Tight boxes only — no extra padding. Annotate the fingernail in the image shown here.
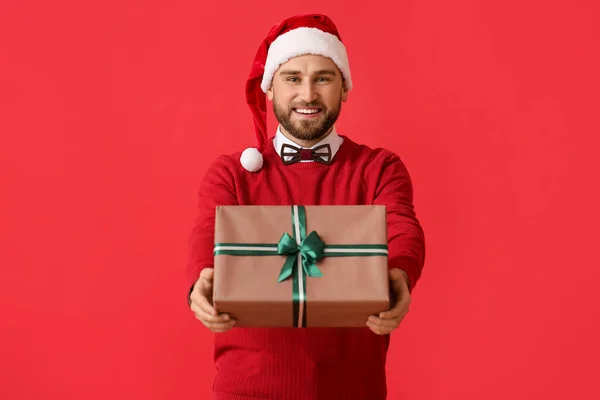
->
[222,314,229,321]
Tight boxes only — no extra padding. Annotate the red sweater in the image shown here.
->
[187,135,425,400]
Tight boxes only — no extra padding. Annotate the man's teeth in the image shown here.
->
[295,108,320,114]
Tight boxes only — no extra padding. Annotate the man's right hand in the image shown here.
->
[189,268,236,333]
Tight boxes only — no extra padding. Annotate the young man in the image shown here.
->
[187,14,425,400]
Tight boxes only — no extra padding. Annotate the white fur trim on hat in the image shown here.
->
[260,27,353,93]
[240,147,263,172]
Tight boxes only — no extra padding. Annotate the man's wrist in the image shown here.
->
[398,269,410,288]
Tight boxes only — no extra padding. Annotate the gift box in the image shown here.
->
[212,205,390,328]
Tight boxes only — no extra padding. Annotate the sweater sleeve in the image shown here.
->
[373,153,426,292]
[186,156,238,303]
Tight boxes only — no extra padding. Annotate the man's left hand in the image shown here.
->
[367,268,412,335]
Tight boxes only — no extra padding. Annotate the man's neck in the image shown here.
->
[279,126,334,148]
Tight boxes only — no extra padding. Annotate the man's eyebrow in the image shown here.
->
[278,69,338,76]
[278,70,302,76]
[313,69,337,76]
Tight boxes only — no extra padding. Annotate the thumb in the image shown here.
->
[197,268,214,294]
[200,267,214,282]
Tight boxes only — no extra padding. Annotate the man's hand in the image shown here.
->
[367,268,412,335]
[189,268,236,333]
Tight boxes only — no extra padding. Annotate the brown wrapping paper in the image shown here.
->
[212,205,390,327]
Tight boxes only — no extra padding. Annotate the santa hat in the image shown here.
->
[241,14,353,172]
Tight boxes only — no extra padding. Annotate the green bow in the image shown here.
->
[277,231,325,282]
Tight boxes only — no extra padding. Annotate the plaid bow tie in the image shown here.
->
[280,143,332,165]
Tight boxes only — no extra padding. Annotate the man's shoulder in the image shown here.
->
[342,136,404,164]
[204,149,246,173]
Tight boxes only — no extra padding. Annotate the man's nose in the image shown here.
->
[299,82,318,104]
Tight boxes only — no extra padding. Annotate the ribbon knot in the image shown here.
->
[277,230,325,282]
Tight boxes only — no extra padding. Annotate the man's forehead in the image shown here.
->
[276,54,340,74]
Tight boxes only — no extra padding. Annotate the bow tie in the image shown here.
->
[280,143,332,165]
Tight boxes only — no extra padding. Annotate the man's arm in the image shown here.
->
[373,153,425,292]
[186,156,238,305]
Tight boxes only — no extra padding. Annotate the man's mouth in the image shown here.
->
[293,107,323,117]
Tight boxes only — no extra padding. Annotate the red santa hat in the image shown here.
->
[241,14,353,172]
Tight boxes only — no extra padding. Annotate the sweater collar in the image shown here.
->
[272,125,344,163]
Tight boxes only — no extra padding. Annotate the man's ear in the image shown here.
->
[267,86,274,101]
[341,86,349,102]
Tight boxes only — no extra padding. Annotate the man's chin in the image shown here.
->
[288,130,328,142]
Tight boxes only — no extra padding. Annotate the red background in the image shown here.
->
[1,1,599,399]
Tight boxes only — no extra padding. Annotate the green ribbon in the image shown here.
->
[276,231,325,282]
[213,205,388,327]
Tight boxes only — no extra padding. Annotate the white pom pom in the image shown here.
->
[240,147,263,172]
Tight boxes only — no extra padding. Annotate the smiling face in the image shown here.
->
[267,54,349,145]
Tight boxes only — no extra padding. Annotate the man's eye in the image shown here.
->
[287,77,299,82]
[317,77,330,82]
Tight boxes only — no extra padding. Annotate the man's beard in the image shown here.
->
[273,97,342,142]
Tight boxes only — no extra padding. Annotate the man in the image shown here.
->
[187,14,425,400]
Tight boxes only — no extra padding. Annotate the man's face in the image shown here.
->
[267,54,348,142]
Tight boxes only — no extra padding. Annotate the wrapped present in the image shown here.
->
[212,205,390,328]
